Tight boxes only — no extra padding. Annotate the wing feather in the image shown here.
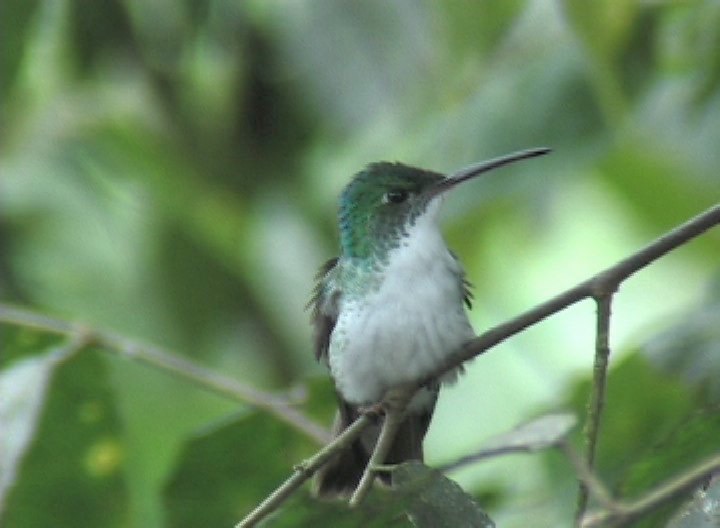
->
[307,257,341,362]
[462,276,474,309]
[448,250,473,310]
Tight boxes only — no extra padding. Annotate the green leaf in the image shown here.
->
[0,346,61,511]
[163,411,317,528]
[644,282,720,405]
[393,461,495,528]
[0,0,41,99]
[266,461,494,527]
[265,489,411,528]
[0,325,63,368]
[559,351,718,527]
[567,353,697,489]
[622,410,720,494]
[0,344,128,527]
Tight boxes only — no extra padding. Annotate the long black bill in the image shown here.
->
[433,147,551,195]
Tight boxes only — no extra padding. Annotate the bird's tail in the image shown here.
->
[313,399,432,498]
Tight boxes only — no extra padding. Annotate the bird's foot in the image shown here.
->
[358,402,385,420]
[359,385,416,419]
[381,385,415,415]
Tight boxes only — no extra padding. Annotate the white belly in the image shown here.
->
[328,219,474,405]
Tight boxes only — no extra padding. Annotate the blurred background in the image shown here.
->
[1,0,719,527]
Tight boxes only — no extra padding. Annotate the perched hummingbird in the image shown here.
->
[310,147,550,497]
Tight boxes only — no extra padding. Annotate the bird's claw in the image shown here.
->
[359,385,416,419]
[359,402,386,419]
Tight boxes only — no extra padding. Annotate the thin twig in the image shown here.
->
[348,410,404,507]
[560,441,616,512]
[0,304,329,444]
[576,294,614,520]
[236,414,374,528]
[440,444,543,473]
[439,413,578,473]
[581,453,720,527]
[348,388,414,507]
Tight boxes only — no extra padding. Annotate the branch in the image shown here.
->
[576,293,614,519]
[580,453,720,527]
[236,414,374,528]
[348,409,405,507]
[422,203,720,385]
[237,203,720,521]
[0,304,330,445]
[412,202,718,521]
[561,441,616,512]
[4,202,719,527]
[348,387,415,507]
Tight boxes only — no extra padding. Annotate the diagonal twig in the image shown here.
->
[421,203,720,384]
[348,387,415,507]
[0,304,330,444]
[581,453,720,527]
[236,414,374,527]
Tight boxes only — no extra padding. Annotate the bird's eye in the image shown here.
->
[383,190,409,204]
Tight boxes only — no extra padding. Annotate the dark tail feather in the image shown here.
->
[313,404,371,498]
[313,398,434,498]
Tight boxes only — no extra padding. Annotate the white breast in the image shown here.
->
[329,202,475,405]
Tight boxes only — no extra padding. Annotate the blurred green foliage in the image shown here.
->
[164,412,318,527]
[1,0,719,526]
[1,341,129,527]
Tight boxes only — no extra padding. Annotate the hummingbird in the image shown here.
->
[310,147,550,497]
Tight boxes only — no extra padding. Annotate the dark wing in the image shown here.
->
[462,276,474,309]
[448,250,473,309]
[307,257,341,362]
